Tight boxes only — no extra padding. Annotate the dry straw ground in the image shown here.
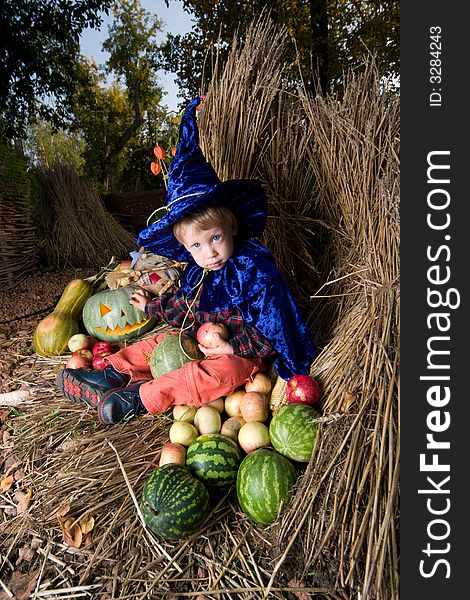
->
[0,13,399,600]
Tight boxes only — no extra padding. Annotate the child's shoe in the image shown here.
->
[98,382,147,425]
[56,366,130,408]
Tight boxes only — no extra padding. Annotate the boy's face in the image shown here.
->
[180,221,236,270]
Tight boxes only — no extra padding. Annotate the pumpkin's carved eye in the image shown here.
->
[100,303,112,317]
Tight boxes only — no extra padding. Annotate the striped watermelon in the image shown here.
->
[186,434,242,489]
[149,331,203,378]
[236,448,297,525]
[269,403,320,462]
[140,464,210,539]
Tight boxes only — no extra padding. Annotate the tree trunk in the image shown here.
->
[103,87,144,189]
[309,0,329,95]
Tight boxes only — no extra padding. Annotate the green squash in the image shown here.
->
[149,331,203,378]
[33,279,93,356]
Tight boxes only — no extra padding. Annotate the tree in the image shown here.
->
[0,0,113,140]
[100,0,164,186]
[72,0,166,190]
[160,0,399,100]
[24,120,86,171]
[72,60,135,186]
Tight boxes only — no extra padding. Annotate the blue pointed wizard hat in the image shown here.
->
[136,96,268,262]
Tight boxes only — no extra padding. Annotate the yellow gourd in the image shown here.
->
[33,279,93,356]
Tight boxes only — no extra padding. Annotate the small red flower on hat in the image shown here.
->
[153,145,166,160]
[150,161,162,176]
[150,142,171,187]
[171,146,177,157]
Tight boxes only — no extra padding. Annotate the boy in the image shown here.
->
[57,97,315,425]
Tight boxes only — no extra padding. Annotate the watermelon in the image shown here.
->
[269,403,320,462]
[140,464,210,539]
[149,331,203,378]
[236,448,297,525]
[186,434,242,489]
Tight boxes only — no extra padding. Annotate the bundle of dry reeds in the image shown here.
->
[198,13,322,307]
[270,63,399,599]
[0,13,399,600]
[35,165,137,268]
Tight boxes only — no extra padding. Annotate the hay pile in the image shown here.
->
[272,64,400,598]
[198,17,322,308]
[0,14,399,600]
[34,165,138,269]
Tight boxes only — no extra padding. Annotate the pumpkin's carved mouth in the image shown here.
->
[96,321,152,335]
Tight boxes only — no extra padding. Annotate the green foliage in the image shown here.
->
[160,0,399,100]
[72,62,134,184]
[24,121,86,171]
[103,0,162,101]
[71,0,166,190]
[0,0,113,140]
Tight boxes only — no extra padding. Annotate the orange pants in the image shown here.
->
[106,332,264,414]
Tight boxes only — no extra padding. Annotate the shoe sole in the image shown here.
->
[56,370,102,408]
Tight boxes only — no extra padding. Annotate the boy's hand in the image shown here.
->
[130,288,151,312]
[198,336,234,356]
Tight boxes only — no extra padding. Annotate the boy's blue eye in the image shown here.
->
[213,235,221,242]
[192,242,200,249]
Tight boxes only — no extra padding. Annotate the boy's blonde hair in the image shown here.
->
[173,205,238,244]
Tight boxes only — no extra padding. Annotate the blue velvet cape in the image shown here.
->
[180,239,315,380]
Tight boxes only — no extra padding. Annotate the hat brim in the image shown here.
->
[137,179,267,261]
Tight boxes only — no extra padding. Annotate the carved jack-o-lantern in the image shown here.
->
[82,285,156,342]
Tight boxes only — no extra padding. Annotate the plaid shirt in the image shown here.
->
[145,292,276,361]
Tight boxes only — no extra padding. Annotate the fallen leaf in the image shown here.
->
[57,503,71,517]
[0,474,14,492]
[288,578,311,600]
[64,516,75,529]
[5,569,39,600]
[16,545,36,565]
[79,514,95,535]
[14,488,32,514]
[58,516,83,549]
[30,537,42,550]
[63,523,82,549]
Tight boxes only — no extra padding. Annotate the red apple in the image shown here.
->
[159,443,187,467]
[92,341,115,356]
[196,322,229,348]
[119,259,132,270]
[286,374,321,406]
[73,348,93,361]
[92,354,110,370]
[240,392,269,423]
[66,354,92,370]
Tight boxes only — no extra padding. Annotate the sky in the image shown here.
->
[79,0,193,111]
